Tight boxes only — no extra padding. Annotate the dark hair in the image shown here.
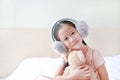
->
[82,39,87,45]
[54,21,75,40]
[54,20,87,45]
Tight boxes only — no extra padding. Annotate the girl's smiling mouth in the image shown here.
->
[72,40,79,46]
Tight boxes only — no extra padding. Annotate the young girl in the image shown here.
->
[41,18,109,80]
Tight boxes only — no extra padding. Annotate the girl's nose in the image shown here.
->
[69,37,75,43]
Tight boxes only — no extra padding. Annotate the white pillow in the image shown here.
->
[104,55,120,80]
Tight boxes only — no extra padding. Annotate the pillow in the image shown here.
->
[104,55,120,80]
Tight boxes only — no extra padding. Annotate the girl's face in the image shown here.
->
[58,24,82,51]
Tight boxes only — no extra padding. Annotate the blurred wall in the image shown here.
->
[0,0,120,28]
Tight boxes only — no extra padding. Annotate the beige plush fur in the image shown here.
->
[63,50,98,80]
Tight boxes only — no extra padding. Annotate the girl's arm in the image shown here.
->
[54,65,91,80]
[54,64,64,76]
[54,56,67,76]
[97,64,109,80]
[49,61,74,80]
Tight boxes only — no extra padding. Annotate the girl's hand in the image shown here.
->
[70,65,91,80]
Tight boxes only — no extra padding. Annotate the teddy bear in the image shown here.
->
[63,50,98,80]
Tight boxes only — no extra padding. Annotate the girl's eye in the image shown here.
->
[71,32,75,35]
[64,37,68,41]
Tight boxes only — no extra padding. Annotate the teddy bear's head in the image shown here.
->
[68,50,86,67]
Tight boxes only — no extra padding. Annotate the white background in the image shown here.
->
[0,0,119,29]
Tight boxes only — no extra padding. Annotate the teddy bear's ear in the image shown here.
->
[77,51,86,64]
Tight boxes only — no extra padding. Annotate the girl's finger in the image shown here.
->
[85,73,90,77]
[77,65,85,69]
[84,70,90,74]
[83,66,89,71]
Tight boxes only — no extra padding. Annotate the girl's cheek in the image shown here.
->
[65,42,69,47]
[77,34,82,40]
[64,42,70,49]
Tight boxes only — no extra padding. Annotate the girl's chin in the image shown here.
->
[70,42,82,50]
[74,44,82,50]
[72,46,81,50]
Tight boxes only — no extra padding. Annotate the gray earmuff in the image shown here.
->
[52,41,67,54]
[51,18,88,54]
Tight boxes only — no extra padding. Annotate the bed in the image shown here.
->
[6,55,120,80]
[0,28,120,80]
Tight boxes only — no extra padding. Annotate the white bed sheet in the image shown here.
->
[104,55,120,80]
[6,55,120,80]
